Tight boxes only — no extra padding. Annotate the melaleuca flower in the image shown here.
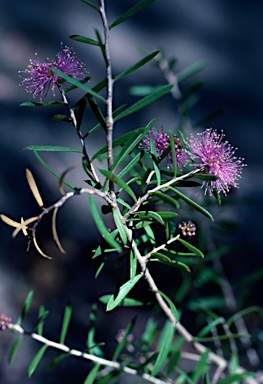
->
[187,128,245,195]
[20,44,87,100]
[0,313,12,331]
[178,221,196,237]
[142,128,188,168]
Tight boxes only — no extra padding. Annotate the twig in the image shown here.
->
[8,323,171,384]
[58,85,100,186]
[99,0,115,193]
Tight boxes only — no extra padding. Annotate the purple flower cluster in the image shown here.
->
[0,313,12,331]
[20,45,87,100]
[178,221,196,237]
[142,127,245,196]
[142,129,188,168]
[187,128,245,195]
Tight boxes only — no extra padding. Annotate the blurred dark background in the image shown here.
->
[1,1,263,383]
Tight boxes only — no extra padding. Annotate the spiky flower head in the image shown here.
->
[178,221,196,237]
[20,44,87,100]
[187,128,245,195]
[142,128,189,168]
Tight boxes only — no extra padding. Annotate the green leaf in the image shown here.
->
[99,169,137,202]
[192,350,209,384]
[150,191,180,209]
[114,51,159,82]
[106,274,142,311]
[112,209,127,245]
[25,145,82,153]
[150,135,161,186]
[177,61,206,83]
[99,295,144,307]
[117,152,142,179]
[48,353,70,371]
[60,303,72,344]
[130,248,137,280]
[91,125,151,161]
[70,35,100,46]
[226,306,261,329]
[30,150,76,190]
[157,212,178,219]
[151,320,174,376]
[84,364,101,384]
[197,318,222,338]
[114,84,173,121]
[28,345,49,377]
[113,317,136,361]
[156,290,179,323]
[17,290,34,325]
[8,335,24,364]
[89,195,122,252]
[134,210,164,225]
[110,0,156,28]
[51,68,106,102]
[217,373,255,384]
[32,306,49,334]
[20,101,63,107]
[169,187,214,221]
[178,238,204,258]
[81,0,99,10]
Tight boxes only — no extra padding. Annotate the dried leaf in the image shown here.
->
[33,236,52,259]
[52,207,66,254]
[0,214,21,228]
[26,169,44,207]
[12,216,39,238]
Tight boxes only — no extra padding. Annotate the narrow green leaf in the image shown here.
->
[177,61,206,83]
[81,0,99,10]
[192,350,209,384]
[32,306,49,334]
[114,51,159,82]
[84,364,101,384]
[60,303,72,344]
[70,35,100,46]
[114,84,173,121]
[151,252,172,263]
[178,238,204,258]
[130,248,137,280]
[197,318,222,338]
[106,274,142,311]
[30,150,76,190]
[20,101,63,107]
[226,306,261,329]
[117,152,141,179]
[150,135,161,186]
[110,0,156,28]
[150,191,180,209]
[51,68,106,102]
[99,169,137,202]
[217,373,255,384]
[112,209,127,245]
[91,126,150,161]
[156,290,179,323]
[89,195,122,252]
[28,344,49,377]
[8,335,24,364]
[25,145,81,153]
[49,353,70,371]
[151,320,174,376]
[87,97,107,131]
[113,318,136,361]
[99,295,144,306]
[111,132,146,173]
[17,290,34,325]
[169,187,214,221]
[134,211,164,225]
[157,211,178,219]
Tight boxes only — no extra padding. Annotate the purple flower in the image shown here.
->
[187,128,245,195]
[20,45,87,100]
[142,128,188,168]
[178,221,196,237]
[0,313,12,331]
